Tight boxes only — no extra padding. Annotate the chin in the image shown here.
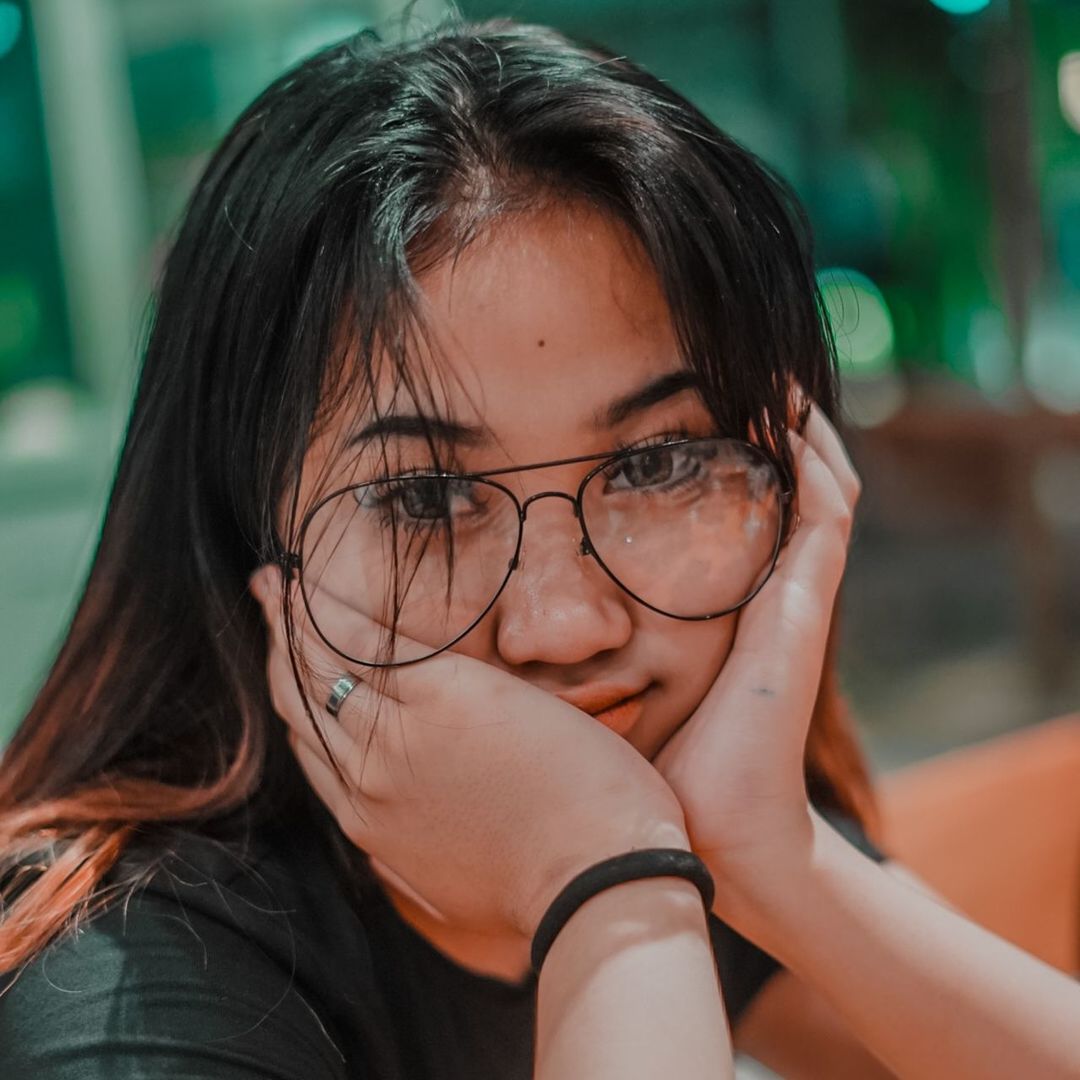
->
[637,722,675,762]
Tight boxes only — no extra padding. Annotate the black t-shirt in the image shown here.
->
[0,794,885,1079]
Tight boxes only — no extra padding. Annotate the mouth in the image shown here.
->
[589,689,649,736]
[556,683,653,737]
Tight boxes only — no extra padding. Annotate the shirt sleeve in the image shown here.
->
[711,806,889,1025]
[0,889,350,1080]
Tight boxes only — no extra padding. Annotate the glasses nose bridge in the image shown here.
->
[519,488,580,518]
[515,488,592,562]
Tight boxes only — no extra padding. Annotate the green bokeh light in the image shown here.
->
[0,2,22,60]
[817,268,896,378]
[928,0,991,15]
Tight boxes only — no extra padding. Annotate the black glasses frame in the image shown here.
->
[279,437,796,669]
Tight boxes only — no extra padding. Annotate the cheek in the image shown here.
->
[636,614,738,759]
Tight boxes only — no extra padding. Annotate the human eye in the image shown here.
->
[603,433,708,494]
[353,475,482,527]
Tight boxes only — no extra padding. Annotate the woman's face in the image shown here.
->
[300,203,739,761]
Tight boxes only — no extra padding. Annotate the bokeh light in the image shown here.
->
[0,0,1077,772]
[1022,303,1080,414]
[817,268,896,377]
[1033,449,1080,530]
[0,2,22,60]
[967,308,1017,400]
[928,0,992,15]
[818,268,904,427]
[1059,52,1080,135]
[0,379,77,459]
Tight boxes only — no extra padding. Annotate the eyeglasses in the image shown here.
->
[281,437,794,668]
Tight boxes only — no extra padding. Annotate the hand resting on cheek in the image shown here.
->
[652,402,861,918]
[249,568,692,945]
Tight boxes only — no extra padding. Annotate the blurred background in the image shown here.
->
[1,0,1078,765]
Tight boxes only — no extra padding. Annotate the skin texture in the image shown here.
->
[279,202,744,978]
[254,202,1080,1077]
[254,199,899,1062]
[308,202,740,763]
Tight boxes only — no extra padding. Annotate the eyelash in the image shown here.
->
[612,427,693,453]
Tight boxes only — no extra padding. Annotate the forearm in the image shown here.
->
[535,876,733,1080]
[721,810,1080,1080]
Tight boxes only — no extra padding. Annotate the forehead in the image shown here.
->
[384,204,689,445]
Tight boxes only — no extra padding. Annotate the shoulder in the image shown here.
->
[1,889,347,1079]
[0,825,377,1079]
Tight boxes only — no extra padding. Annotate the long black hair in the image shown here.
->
[0,17,871,972]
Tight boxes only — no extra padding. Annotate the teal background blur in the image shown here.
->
[1,0,1078,764]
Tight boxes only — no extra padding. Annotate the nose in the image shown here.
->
[494,492,633,667]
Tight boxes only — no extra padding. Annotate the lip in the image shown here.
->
[556,683,652,736]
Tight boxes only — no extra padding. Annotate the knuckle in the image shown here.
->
[825,494,851,533]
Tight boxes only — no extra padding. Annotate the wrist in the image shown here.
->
[540,875,711,985]
[523,817,692,938]
[531,848,714,974]
[701,805,837,951]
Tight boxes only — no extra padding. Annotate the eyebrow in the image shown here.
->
[349,413,487,447]
[593,369,702,428]
[349,369,702,447]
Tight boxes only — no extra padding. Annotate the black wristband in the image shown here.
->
[530,848,715,975]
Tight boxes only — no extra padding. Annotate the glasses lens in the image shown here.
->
[299,476,519,664]
[582,439,784,617]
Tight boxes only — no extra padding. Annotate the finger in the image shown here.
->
[289,725,381,841]
[288,563,434,673]
[253,568,397,773]
[741,432,849,640]
[273,646,409,806]
[287,575,495,723]
[255,563,401,712]
[783,427,852,540]
[713,433,850,719]
[251,565,426,814]
[258,552,509,727]
[257,559,513,801]
[273,626,395,736]
[261,560,491,781]
[267,608,411,772]
[803,403,861,511]
[266,641,366,767]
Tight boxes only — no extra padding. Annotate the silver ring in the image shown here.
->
[326,674,358,718]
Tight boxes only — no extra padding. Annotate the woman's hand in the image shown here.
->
[651,403,861,910]
[249,568,691,944]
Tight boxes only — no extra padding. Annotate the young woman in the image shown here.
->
[1,19,1076,1080]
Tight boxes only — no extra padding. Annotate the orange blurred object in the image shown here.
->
[879,715,1080,974]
